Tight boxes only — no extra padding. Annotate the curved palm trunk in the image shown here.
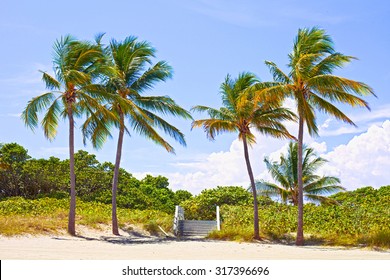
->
[111,110,125,235]
[242,136,260,240]
[67,104,76,236]
[296,116,304,245]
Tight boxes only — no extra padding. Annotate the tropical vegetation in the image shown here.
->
[1,179,389,249]
[256,141,345,205]
[191,72,296,239]
[83,36,192,234]
[21,35,116,235]
[20,34,191,236]
[0,27,380,249]
[262,27,375,245]
[0,143,190,212]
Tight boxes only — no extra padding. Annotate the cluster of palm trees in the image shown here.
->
[22,27,374,245]
[192,27,374,245]
[22,34,192,236]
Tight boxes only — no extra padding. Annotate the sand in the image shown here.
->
[1,227,389,260]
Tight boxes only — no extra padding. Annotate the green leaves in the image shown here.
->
[258,142,345,205]
[267,27,375,137]
[192,72,296,144]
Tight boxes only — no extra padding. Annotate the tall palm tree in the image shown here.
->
[264,27,375,245]
[22,35,115,235]
[192,72,296,240]
[83,36,192,235]
[256,142,345,205]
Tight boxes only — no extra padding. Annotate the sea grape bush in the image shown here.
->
[0,143,190,213]
[216,185,390,244]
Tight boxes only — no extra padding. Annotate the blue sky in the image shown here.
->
[1,0,389,193]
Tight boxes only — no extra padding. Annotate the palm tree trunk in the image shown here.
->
[242,136,260,240]
[296,116,304,245]
[111,111,125,235]
[67,104,76,236]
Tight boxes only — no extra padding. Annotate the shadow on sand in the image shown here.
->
[53,229,214,246]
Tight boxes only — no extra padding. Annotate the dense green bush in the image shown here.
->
[182,186,258,220]
[214,185,390,247]
[0,142,188,213]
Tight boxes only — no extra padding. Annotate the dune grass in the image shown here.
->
[0,197,172,236]
[1,196,389,249]
[206,204,390,249]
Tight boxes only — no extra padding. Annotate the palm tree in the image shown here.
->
[22,35,115,235]
[192,72,296,240]
[264,27,375,245]
[83,36,192,235]
[256,142,345,205]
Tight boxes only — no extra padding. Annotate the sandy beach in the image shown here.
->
[1,227,389,260]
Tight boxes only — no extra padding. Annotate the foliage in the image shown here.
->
[182,186,255,220]
[209,185,390,248]
[81,35,192,234]
[257,141,345,205]
[20,34,119,235]
[191,72,296,239]
[0,142,186,214]
[0,197,172,236]
[264,27,375,245]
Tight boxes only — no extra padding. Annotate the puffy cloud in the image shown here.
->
[321,120,390,190]
[163,133,290,193]
[162,120,390,194]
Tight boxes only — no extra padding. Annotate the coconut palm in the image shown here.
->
[192,72,296,240]
[21,35,115,235]
[264,27,375,245]
[83,36,192,235]
[256,142,345,205]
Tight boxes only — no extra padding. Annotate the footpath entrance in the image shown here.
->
[173,206,221,237]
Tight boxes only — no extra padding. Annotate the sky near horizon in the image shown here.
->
[0,0,389,194]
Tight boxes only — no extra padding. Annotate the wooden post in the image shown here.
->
[216,205,220,231]
[173,205,179,235]
[175,205,179,219]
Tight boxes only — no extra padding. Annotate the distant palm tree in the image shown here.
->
[192,72,296,240]
[256,142,345,205]
[22,35,115,235]
[83,36,192,235]
[264,27,375,245]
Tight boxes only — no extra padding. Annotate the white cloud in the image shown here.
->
[164,132,291,193]
[163,118,390,194]
[318,104,390,137]
[321,120,390,190]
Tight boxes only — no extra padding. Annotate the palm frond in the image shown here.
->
[129,113,175,153]
[131,61,173,92]
[263,157,291,189]
[311,53,355,76]
[81,111,113,149]
[142,110,187,147]
[262,141,344,205]
[40,71,61,90]
[264,61,291,84]
[191,119,237,140]
[21,92,58,130]
[41,97,62,140]
[137,95,192,120]
[309,94,356,126]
